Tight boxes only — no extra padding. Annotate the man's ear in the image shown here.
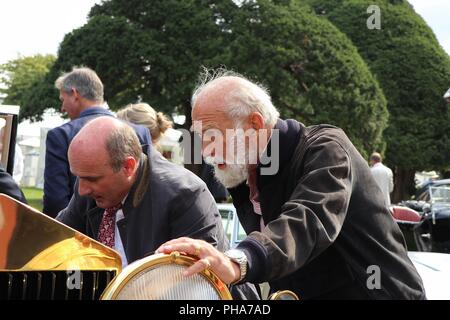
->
[123,157,137,177]
[71,88,81,101]
[249,112,265,130]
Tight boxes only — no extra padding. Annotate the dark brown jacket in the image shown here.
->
[230,119,425,299]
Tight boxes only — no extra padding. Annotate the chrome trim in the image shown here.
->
[101,252,232,300]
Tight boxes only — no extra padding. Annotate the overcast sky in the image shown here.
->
[0,0,449,66]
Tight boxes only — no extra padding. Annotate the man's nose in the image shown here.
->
[201,141,209,155]
[201,140,216,158]
[78,179,91,196]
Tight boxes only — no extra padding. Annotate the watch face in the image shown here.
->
[226,249,245,260]
[225,249,247,282]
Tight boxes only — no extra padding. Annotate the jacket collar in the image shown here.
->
[122,153,149,215]
[78,106,113,118]
[257,119,302,186]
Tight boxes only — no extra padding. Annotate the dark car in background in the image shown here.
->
[415,179,450,202]
[220,202,450,299]
[392,179,450,253]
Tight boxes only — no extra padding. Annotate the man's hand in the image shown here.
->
[156,237,241,284]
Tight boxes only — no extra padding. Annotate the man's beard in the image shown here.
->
[203,126,263,188]
[205,158,248,188]
[204,139,250,188]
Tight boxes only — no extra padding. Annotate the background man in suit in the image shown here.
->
[43,67,151,217]
[56,116,259,299]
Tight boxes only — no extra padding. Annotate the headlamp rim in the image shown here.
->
[100,251,232,300]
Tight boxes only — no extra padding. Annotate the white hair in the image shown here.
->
[191,68,279,127]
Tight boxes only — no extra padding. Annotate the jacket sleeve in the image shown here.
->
[0,166,27,204]
[43,128,72,217]
[168,181,229,253]
[56,179,89,233]
[237,136,352,283]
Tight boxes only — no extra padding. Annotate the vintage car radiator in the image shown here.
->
[0,193,121,300]
[1,270,116,300]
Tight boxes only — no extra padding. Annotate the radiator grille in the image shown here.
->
[0,270,116,300]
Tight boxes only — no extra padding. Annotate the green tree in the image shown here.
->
[0,54,55,120]
[305,0,450,201]
[21,0,388,159]
[22,0,235,123]
[225,0,388,159]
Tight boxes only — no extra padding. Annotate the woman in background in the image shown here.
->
[117,103,172,152]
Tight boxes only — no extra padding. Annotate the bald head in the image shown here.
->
[370,152,382,163]
[369,152,383,167]
[191,70,279,127]
[69,116,141,172]
[68,116,142,208]
[70,116,117,154]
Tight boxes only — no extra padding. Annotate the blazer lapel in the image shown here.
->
[86,207,105,239]
[116,153,151,263]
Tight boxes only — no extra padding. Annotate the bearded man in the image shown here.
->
[157,69,426,300]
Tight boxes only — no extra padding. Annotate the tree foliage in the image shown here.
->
[305,0,450,193]
[224,0,388,158]
[19,0,388,158]
[0,54,55,120]
[23,0,234,122]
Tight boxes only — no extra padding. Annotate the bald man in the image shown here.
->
[56,116,227,265]
[157,69,425,300]
[56,116,259,299]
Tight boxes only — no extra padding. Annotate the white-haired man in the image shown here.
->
[157,69,426,299]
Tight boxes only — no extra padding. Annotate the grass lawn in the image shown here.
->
[22,187,44,212]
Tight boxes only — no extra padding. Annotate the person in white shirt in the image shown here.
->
[369,152,394,207]
[444,88,450,104]
[11,143,23,184]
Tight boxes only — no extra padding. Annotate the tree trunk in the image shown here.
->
[392,168,416,204]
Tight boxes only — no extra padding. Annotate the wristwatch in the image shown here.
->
[224,249,248,284]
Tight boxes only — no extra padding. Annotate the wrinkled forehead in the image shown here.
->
[191,107,238,137]
[69,133,108,159]
[192,96,235,133]
[192,77,241,114]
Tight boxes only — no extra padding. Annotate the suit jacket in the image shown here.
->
[0,166,26,203]
[43,107,151,218]
[230,119,425,299]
